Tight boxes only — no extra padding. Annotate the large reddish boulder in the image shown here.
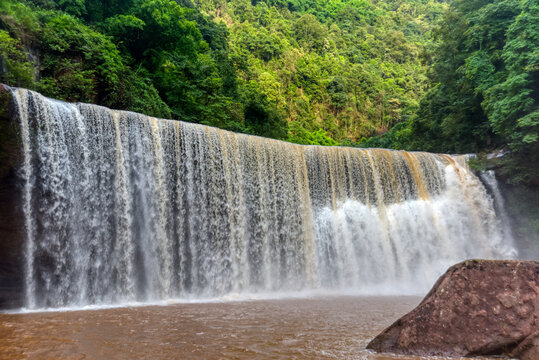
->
[367,259,539,358]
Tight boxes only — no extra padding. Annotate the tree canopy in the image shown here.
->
[360,0,538,187]
[0,0,447,145]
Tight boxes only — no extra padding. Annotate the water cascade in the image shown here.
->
[12,89,516,309]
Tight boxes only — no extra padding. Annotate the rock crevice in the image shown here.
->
[367,259,539,359]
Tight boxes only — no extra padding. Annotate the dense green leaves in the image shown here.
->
[0,29,33,87]
[362,0,538,187]
[0,0,445,145]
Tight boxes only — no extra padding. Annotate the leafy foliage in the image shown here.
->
[0,0,445,145]
[361,0,538,187]
[0,29,33,86]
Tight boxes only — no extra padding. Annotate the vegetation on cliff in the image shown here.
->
[0,0,446,144]
[361,0,538,187]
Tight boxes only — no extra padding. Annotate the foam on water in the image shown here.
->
[8,289,422,314]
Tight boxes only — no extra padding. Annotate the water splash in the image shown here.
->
[12,89,516,309]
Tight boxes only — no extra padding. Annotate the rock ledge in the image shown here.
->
[367,259,539,359]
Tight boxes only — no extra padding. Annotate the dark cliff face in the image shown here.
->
[367,259,539,359]
[0,84,24,309]
[497,180,539,261]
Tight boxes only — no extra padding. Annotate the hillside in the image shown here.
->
[0,0,446,145]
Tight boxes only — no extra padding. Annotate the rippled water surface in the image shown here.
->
[0,296,496,359]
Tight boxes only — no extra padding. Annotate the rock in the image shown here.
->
[0,83,24,309]
[512,331,539,360]
[367,259,539,358]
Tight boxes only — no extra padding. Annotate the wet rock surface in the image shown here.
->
[511,331,539,360]
[367,259,539,358]
[0,83,24,309]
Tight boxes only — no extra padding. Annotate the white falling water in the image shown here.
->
[12,89,517,309]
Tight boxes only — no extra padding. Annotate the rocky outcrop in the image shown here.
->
[511,331,539,360]
[367,259,539,358]
[0,83,24,309]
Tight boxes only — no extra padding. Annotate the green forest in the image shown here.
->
[0,0,537,189]
[0,0,448,142]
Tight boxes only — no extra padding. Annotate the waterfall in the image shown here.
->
[11,89,517,309]
[480,170,514,242]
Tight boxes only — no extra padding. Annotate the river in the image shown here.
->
[0,296,500,359]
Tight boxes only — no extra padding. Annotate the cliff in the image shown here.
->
[0,84,24,308]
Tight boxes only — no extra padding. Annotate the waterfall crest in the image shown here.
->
[12,89,516,309]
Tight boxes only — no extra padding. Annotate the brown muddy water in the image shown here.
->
[0,296,497,360]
